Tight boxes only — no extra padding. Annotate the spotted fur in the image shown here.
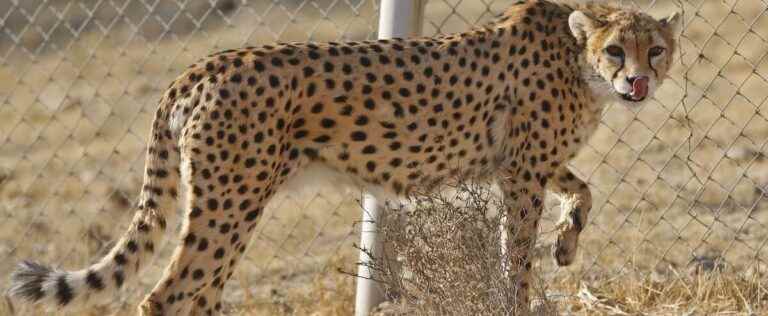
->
[9,1,679,315]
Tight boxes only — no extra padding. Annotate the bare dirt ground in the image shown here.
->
[0,0,766,315]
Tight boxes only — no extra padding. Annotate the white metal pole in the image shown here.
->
[355,193,383,316]
[354,1,425,315]
[377,0,426,39]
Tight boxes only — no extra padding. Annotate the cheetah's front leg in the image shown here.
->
[499,177,545,315]
[548,167,592,266]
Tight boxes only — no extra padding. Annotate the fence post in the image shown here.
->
[354,2,426,315]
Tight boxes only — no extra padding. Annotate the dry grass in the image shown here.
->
[563,271,767,315]
[367,183,531,315]
[368,184,768,315]
[229,254,357,316]
[1,0,767,315]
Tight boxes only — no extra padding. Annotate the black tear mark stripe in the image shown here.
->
[648,46,660,78]
[638,30,659,79]
[611,34,628,82]
[648,54,659,78]
[611,55,625,83]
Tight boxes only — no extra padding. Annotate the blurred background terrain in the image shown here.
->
[0,0,766,314]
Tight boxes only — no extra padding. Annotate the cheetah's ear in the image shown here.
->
[569,11,602,43]
[659,12,682,36]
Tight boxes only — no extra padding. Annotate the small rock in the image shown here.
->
[371,301,413,316]
[687,255,726,275]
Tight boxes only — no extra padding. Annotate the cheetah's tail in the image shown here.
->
[8,93,184,311]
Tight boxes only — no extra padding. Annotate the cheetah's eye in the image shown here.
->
[649,46,666,58]
[604,45,624,58]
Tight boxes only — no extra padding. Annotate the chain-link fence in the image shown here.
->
[0,0,766,314]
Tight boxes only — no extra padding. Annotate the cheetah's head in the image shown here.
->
[569,7,680,105]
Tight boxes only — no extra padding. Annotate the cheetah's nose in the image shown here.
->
[627,76,649,100]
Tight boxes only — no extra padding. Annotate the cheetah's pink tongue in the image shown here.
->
[631,77,649,99]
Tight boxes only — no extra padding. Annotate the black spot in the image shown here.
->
[237,199,252,212]
[198,238,209,251]
[323,62,334,72]
[113,270,125,288]
[321,118,336,128]
[311,103,324,113]
[302,66,315,77]
[214,248,226,259]
[207,199,219,211]
[184,233,197,246]
[340,105,353,116]
[355,116,369,126]
[364,99,376,110]
[55,275,74,305]
[542,100,551,112]
[383,74,395,85]
[350,131,367,141]
[126,240,138,253]
[313,135,331,143]
[190,207,202,218]
[253,61,265,72]
[245,209,261,221]
[232,57,243,67]
[359,56,372,67]
[219,89,230,99]
[269,75,280,88]
[114,253,127,266]
[192,269,205,280]
[85,270,105,291]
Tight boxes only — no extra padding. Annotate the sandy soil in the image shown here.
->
[0,0,766,315]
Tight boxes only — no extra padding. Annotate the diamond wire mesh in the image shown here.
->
[0,0,379,313]
[426,0,765,281]
[0,0,766,314]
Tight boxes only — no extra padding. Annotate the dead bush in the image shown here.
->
[363,182,555,315]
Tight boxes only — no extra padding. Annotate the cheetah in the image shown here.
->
[9,1,679,314]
